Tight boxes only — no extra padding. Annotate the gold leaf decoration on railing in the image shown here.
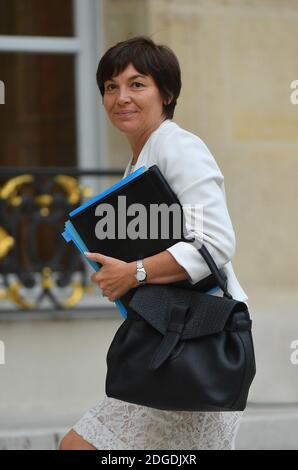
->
[61,281,85,308]
[0,227,15,259]
[54,175,82,205]
[0,171,96,311]
[7,282,36,309]
[0,175,33,202]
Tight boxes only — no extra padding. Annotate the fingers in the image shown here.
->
[91,272,99,283]
[90,272,113,299]
[103,289,117,302]
[91,273,108,292]
[84,252,105,264]
[85,252,121,302]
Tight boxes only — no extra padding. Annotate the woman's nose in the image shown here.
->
[116,87,132,104]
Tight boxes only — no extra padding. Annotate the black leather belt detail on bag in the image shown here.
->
[170,270,223,293]
[120,271,223,309]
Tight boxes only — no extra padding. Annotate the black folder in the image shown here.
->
[71,164,188,260]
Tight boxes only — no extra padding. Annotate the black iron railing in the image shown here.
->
[0,167,124,314]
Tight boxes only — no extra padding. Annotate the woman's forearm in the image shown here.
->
[128,250,190,287]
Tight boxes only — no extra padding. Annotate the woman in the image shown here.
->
[59,36,248,450]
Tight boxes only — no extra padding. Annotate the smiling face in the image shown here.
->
[103,63,167,137]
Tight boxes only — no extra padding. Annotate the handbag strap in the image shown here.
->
[198,244,232,299]
[184,237,233,299]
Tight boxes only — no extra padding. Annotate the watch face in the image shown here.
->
[137,271,146,281]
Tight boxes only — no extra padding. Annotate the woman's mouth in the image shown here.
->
[116,111,136,114]
[115,111,137,119]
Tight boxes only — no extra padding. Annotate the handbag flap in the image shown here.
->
[127,284,249,339]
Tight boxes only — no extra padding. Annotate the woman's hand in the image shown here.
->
[84,252,137,302]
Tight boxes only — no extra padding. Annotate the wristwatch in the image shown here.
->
[134,259,147,285]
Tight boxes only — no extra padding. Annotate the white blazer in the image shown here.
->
[122,119,248,303]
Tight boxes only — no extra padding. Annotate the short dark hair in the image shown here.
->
[96,36,181,119]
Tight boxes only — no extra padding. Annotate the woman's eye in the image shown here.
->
[105,84,115,91]
[105,82,144,92]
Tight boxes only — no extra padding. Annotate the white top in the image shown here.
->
[123,119,248,303]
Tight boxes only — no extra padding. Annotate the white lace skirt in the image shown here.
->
[72,395,244,450]
[72,287,245,450]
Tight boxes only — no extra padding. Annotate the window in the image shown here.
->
[0,0,74,37]
[0,0,103,169]
[0,52,77,167]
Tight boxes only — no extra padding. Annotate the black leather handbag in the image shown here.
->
[105,244,256,412]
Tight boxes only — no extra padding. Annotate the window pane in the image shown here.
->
[0,0,74,36]
[0,53,77,167]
